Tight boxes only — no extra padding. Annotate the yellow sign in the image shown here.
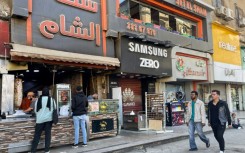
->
[212,23,241,65]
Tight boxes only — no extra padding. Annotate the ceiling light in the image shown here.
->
[34,70,39,73]
[129,36,134,39]
[26,70,29,72]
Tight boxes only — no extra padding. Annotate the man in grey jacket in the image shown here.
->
[186,91,210,151]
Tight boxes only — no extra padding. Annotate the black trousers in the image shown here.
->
[211,123,226,151]
[31,121,53,152]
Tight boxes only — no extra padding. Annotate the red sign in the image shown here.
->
[176,0,207,17]
[126,22,156,37]
[0,20,10,57]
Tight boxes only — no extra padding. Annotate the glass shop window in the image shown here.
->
[176,17,197,36]
[159,12,170,29]
[130,1,140,20]
[151,8,159,25]
[140,5,151,23]
[120,0,130,16]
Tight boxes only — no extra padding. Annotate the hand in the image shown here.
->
[202,123,206,127]
[228,125,232,128]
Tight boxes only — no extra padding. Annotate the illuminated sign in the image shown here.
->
[176,0,207,17]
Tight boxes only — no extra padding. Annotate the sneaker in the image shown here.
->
[220,151,224,153]
[45,152,50,153]
[189,148,198,151]
[238,127,241,130]
[206,139,210,148]
[72,144,78,148]
[82,143,87,147]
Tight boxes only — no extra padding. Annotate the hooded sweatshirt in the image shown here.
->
[71,92,88,116]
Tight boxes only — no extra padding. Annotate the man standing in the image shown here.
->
[71,86,88,148]
[186,91,210,151]
[208,90,232,153]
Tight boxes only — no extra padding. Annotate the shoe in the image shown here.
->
[206,139,210,148]
[220,151,224,153]
[189,148,198,151]
[82,143,87,147]
[238,127,241,130]
[45,152,50,153]
[72,144,78,148]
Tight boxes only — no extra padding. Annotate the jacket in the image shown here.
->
[71,92,88,116]
[186,99,206,124]
[207,100,231,126]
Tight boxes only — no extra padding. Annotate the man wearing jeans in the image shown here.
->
[186,91,210,151]
[71,86,88,148]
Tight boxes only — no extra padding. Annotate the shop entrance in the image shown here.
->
[231,86,243,111]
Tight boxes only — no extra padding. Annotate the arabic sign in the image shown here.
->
[175,55,208,80]
[120,37,172,76]
[176,0,207,17]
[11,0,111,57]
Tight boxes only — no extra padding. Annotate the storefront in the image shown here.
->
[211,22,243,111]
[0,0,120,152]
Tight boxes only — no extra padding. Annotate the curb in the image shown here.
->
[103,130,214,153]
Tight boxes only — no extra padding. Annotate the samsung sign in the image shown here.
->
[120,37,172,76]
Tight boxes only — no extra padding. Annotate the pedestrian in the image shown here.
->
[31,87,56,153]
[208,90,232,153]
[71,86,88,148]
[231,113,243,129]
[186,91,210,151]
[87,93,98,101]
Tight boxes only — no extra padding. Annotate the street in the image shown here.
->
[129,127,245,153]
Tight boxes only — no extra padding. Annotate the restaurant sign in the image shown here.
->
[176,0,207,17]
[176,55,208,80]
[22,0,108,56]
[120,37,172,76]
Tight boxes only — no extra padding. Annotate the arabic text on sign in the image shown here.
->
[39,14,101,46]
[175,0,207,17]
[57,0,98,13]
[127,22,157,37]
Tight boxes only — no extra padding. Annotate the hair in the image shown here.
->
[42,87,50,96]
[191,91,198,96]
[232,113,236,116]
[212,90,220,95]
[76,86,83,92]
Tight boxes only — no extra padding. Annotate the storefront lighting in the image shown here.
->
[19,74,24,77]
[129,75,134,78]
[34,70,39,73]
[129,36,134,39]
[80,70,85,73]
[135,74,140,77]
[142,39,147,42]
[154,42,159,45]
[26,70,29,72]
[96,70,102,73]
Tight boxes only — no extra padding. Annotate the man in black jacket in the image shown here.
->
[71,86,88,148]
[208,90,232,153]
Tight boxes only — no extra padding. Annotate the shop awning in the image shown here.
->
[10,44,120,69]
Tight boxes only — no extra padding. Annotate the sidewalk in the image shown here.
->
[47,111,245,153]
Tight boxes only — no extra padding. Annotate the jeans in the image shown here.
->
[211,123,226,151]
[31,121,52,152]
[73,114,87,145]
[188,120,209,149]
[232,124,241,129]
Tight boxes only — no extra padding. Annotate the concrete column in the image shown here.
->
[226,84,233,112]
[238,87,243,111]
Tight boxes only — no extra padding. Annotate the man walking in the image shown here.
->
[186,91,210,151]
[208,90,232,153]
[71,86,88,148]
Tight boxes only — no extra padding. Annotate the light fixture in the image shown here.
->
[96,70,102,73]
[129,36,134,39]
[135,74,140,77]
[142,39,147,42]
[61,71,65,73]
[154,42,159,45]
[80,70,85,73]
[26,70,30,72]
[19,74,24,77]
[129,75,134,78]
[34,70,39,73]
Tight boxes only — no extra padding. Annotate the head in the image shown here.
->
[76,86,83,93]
[42,87,50,96]
[92,93,98,99]
[232,113,236,118]
[27,92,35,100]
[211,90,220,101]
[190,91,198,100]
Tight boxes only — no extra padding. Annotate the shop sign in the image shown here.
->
[121,37,172,76]
[92,118,114,133]
[212,24,241,66]
[88,101,99,112]
[176,0,207,17]
[126,22,156,37]
[56,84,70,89]
[224,68,235,76]
[11,0,110,56]
[219,41,237,52]
[176,55,208,80]
[122,88,135,107]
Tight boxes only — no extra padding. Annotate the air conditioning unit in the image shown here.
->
[215,6,226,17]
[239,18,245,27]
[224,8,234,21]
[240,35,245,43]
